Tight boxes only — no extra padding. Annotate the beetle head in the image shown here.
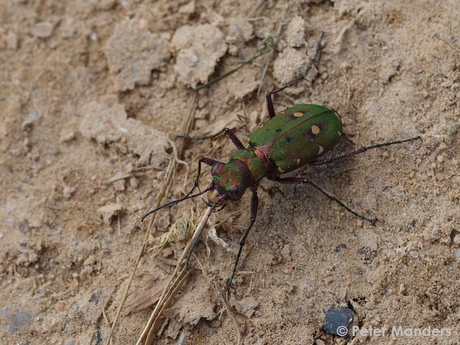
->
[210,160,251,202]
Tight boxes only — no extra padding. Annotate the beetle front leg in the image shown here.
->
[229,189,259,285]
[278,177,375,224]
[141,157,218,221]
[182,156,219,197]
[152,157,217,212]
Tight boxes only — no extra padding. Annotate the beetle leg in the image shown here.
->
[265,32,325,119]
[200,157,220,166]
[265,91,277,118]
[177,127,246,150]
[223,128,245,149]
[189,157,219,192]
[142,157,218,221]
[311,136,421,165]
[277,177,375,224]
[229,189,259,285]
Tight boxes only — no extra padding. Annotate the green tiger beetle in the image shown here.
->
[142,33,421,285]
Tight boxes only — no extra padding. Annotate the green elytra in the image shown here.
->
[249,104,342,173]
[142,33,421,285]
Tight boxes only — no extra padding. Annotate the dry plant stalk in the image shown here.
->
[105,94,197,345]
[137,207,213,345]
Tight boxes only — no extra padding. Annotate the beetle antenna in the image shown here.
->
[141,185,213,221]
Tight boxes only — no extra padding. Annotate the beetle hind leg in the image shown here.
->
[311,136,421,165]
[277,177,375,224]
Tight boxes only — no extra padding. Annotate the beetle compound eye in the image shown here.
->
[211,162,226,176]
[227,185,245,201]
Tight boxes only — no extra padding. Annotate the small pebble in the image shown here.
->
[409,250,419,258]
[32,22,54,38]
[63,185,76,199]
[324,307,357,337]
[55,301,65,311]
[60,129,75,143]
[239,323,247,336]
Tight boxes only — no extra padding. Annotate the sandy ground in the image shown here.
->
[1,0,459,344]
